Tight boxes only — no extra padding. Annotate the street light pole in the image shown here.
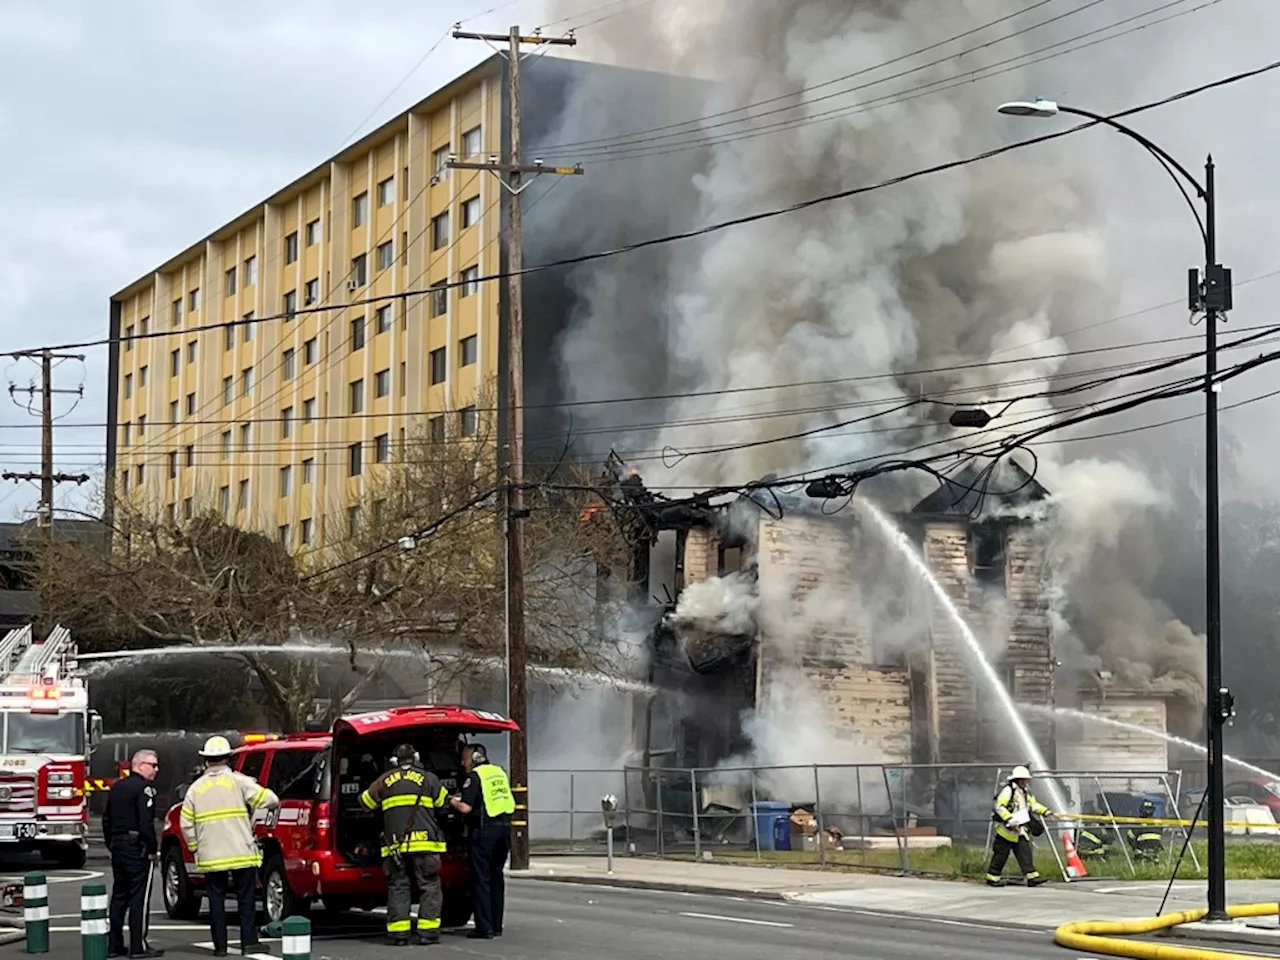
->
[997,99,1234,920]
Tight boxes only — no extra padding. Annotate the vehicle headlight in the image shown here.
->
[47,772,73,785]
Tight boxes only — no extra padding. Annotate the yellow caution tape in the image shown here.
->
[1056,811,1277,830]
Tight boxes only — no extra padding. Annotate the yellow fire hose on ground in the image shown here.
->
[1055,903,1280,959]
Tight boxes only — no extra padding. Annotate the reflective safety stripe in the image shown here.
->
[417,917,441,930]
[196,853,263,871]
[387,919,412,933]
[380,839,446,857]
[476,765,515,818]
[985,874,1002,883]
[186,806,251,824]
[1025,871,1041,880]
[381,794,444,810]
[251,787,269,807]
[359,791,377,810]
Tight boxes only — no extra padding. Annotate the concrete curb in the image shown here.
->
[509,872,791,901]
[1163,920,1280,950]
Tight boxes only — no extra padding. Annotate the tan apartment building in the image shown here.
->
[106,57,512,553]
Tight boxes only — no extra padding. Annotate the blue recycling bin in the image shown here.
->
[749,801,790,851]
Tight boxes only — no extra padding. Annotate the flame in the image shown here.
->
[580,502,604,522]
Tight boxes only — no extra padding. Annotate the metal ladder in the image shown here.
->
[8,625,75,683]
[0,626,33,681]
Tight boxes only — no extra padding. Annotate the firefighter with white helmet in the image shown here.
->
[987,765,1053,887]
[180,736,279,956]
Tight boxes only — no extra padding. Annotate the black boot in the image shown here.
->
[1027,875,1048,887]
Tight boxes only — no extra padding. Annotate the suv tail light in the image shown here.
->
[312,801,331,849]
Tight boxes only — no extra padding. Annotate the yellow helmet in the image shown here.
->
[1009,765,1032,782]
[199,735,233,759]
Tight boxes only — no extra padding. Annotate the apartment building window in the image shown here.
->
[433,144,451,175]
[460,265,479,297]
[186,392,196,415]
[124,324,134,352]
[283,289,297,317]
[171,298,182,325]
[184,444,195,467]
[349,379,364,414]
[121,470,129,495]
[237,479,249,511]
[279,465,292,497]
[221,431,231,459]
[431,212,449,251]
[284,231,299,264]
[122,422,131,446]
[351,254,368,287]
[430,282,447,318]
[305,219,321,246]
[135,464,145,485]
[166,503,176,525]
[138,414,146,437]
[350,317,365,352]
[187,340,197,363]
[300,517,313,545]
[399,361,406,397]
[375,433,390,463]
[347,505,362,537]
[459,406,478,437]
[303,337,317,364]
[124,373,133,399]
[303,397,316,423]
[348,442,363,477]
[242,312,255,341]
[139,365,148,387]
[244,255,257,285]
[460,334,477,367]
[183,497,193,520]
[375,304,392,334]
[461,196,481,228]
[281,406,294,439]
[241,366,253,396]
[189,288,201,311]
[239,422,251,451]
[169,400,179,425]
[167,451,177,480]
[428,415,445,444]
[304,279,319,305]
[224,323,235,350]
[140,317,149,336]
[219,485,230,517]
[401,230,409,267]
[376,240,394,271]
[170,349,180,377]
[462,125,482,157]
[352,192,369,228]
[225,266,237,295]
[278,524,290,548]
[302,458,314,484]
[223,376,233,405]
[282,348,296,380]
[375,368,390,398]
[429,347,446,385]
[403,167,409,200]
[377,177,395,207]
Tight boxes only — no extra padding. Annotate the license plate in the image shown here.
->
[13,823,37,840]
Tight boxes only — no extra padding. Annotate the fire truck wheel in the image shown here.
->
[441,889,472,929]
[262,854,309,925]
[162,846,201,921]
[47,845,87,870]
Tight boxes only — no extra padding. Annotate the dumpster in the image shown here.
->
[749,801,790,851]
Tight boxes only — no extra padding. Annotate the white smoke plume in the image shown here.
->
[669,572,758,638]
[528,0,1274,772]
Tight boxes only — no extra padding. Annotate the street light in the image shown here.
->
[999,96,1233,920]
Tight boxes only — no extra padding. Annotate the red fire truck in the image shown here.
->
[0,625,103,868]
[160,705,518,927]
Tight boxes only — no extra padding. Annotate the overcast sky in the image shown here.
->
[0,0,569,520]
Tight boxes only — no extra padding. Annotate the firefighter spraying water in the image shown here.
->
[0,624,102,868]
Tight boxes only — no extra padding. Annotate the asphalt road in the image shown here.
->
[1,852,1074,960]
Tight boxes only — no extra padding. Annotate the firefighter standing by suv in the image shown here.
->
[360,743,448,946]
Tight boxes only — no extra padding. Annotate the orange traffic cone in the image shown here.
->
[1061,830,1088,879]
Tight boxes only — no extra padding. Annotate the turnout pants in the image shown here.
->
[469,824,510,936]
[108,843,151,955]
[384,853,442,941]
[205,867,258,953]
[987,834,1039,883]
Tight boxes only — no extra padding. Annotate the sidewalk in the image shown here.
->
[517,856,1280,934]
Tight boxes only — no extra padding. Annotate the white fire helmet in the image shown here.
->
[199,735,233,759]
[1009,765,1032,782]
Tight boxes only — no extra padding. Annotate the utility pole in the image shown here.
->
[2,350,89,539]
[450,24,581,872]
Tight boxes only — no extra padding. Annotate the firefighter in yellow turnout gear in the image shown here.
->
[360,744,448,946]
[988,766,1053,887]
[1125,800,1164,861]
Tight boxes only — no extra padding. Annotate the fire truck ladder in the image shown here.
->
[8,625,75,684]
[0,625,33,680]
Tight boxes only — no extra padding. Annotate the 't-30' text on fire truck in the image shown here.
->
[0,625,102,868]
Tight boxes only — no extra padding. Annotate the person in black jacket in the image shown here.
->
[105,750,163,959]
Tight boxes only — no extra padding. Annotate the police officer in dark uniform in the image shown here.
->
[105,749,163,959]
[449,743,514,940]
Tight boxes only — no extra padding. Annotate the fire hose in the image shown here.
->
[1056,903,1280,960]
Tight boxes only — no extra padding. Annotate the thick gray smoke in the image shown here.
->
[528,0,1274,764]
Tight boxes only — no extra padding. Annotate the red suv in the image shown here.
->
[160,705,518,927]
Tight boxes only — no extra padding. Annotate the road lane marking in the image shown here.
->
[679,912,794,928]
